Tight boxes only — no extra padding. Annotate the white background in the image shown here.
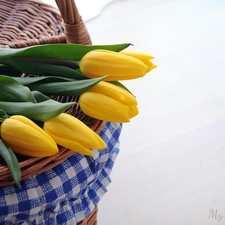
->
[44,0,225,224]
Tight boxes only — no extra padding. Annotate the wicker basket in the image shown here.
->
[0,0,105,189]
[0,0,102,223]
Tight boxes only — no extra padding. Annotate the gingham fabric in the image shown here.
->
[0,122,122,225]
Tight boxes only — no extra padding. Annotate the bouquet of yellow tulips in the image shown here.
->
[0,43,156,187]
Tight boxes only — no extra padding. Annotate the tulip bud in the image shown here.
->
[79,81,139,122]
[120,50,157,72]
[79,49,150,81]
[44,113,106,156]
[1,115,58,157]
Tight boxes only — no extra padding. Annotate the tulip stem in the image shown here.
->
[0,109,9,122]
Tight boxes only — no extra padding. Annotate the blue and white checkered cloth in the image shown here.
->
[0,122,122,225]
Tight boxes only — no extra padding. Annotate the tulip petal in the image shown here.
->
[127,105,139,119]
[121,50,155,61]
[89,81,138,106]
[43,131,94,156]
[150,64,158,70]
[5,143,58,157]
[79,49,148,81]
[44,113,106,149]
[1,117,58,155]
[79,92,130,122]
[9,115,56,146]
[121,50,157,73]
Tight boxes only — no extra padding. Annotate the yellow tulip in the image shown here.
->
[44,113,106,156]
[120,50,157,72]
[79,49,154,81]
[1,115,58,157]
[79,81,139,122]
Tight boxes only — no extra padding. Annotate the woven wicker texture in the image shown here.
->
[0,0,66,48]
[78,207,98,225]
[55,0,92,44]
[0,0,105,188]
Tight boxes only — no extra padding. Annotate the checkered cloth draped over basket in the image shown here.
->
[0,122,121,225]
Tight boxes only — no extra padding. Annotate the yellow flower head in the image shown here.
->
[44,113,106,156]
[79,49,156,81]
[1,115,58,157]
[79,81,138,122]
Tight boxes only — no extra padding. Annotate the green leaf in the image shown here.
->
[0,64,21,76]
[0,140,21,188]
[31,91,51,102]
[0,109,9,122]
[0,100,75,122]
[0,75,36,103]
[5,62,86,80]
[14,76,75,86]
[0,43,131,62]
[109,80,133,94]
[27,76,106,96]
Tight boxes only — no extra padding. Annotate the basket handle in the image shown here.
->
[55,0,92,45]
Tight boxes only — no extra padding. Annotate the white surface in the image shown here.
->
[45,0,225,224]
[44,0,114,21]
